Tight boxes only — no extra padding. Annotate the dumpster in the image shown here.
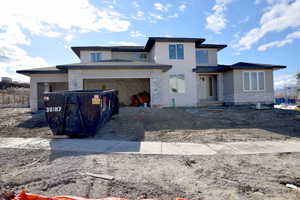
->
[43,90,119,137]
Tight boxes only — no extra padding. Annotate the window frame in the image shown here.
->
[169,44,184,60]
[196,50,209,65]
[90,52,102,62]
[243,71,265,92]
[169,74,185,94]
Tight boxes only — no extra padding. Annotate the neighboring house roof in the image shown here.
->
[17,67,66,75]
[56,61,172,72]
[71,46,145,57]
[195,44,227,51]
[193,62,286,73]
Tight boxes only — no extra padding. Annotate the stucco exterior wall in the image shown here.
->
[222,69,274,105]
[30,73,68,112]
[223,70,234,103]
[80,50,112,63]
[153,42,198,107]
[68,69,163,107]
[233,69,274,104]
[195,48,218,66]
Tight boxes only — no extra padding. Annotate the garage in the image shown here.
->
[83,78,150,106]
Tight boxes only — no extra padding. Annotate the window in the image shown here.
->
[169,44,184,60]
[136,53,147,60]
[196,50,208,64]
[243,71,265,91]
[169,74,185,93]
[90,53,102,62]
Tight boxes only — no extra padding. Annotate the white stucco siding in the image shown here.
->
[232,69,274,104]
[68,69,163,107]
[30,73,68,112]
[80,50,112,63]
[153,42,198,107]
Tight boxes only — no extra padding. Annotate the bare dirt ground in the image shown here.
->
[1,107,300,143]
[1,107,300,199]
[97,107,300,143]
[0,108,52,138]
[1,148,300,200]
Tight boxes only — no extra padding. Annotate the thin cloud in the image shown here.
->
[109,41,140,46]
[129,30,146,38]
[154,2,172,12]
[206,0,232,34]
[274,73,298,89]
[0,0,131,81]
[237,0,300,50]
[258,29,300,51]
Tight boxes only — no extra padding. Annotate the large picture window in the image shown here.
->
[169,74,185,93]
[90,53,102,62]
[243,71,265,91]
[196,50,209,64]
[169,44,184,60]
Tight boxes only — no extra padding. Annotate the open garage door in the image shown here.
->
[83,78,150,106]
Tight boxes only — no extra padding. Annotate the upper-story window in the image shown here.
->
[169,44,184,60]
[196,50,208,65]
[135,53,147,60]
[90,53,102,62]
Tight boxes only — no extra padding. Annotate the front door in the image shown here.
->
[198,76,207,100]
[198,75,217,100]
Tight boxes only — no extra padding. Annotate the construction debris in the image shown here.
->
[85,172,114,180]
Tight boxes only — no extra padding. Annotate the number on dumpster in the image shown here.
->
[46,107,62,112]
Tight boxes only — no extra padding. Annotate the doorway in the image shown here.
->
[198,75,217,101]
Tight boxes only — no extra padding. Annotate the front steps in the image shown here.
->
[197,100,224,107]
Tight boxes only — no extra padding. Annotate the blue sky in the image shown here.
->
[0,0,299,88]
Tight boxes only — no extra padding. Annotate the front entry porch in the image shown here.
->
[197,74,223,106]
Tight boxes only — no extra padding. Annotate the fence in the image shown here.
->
[0,88,30,107]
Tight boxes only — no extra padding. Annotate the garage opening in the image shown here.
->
[83,78,150,106]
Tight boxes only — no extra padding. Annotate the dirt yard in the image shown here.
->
[1,107,300,143]
[1,148,300,200]
[1,107,300,199]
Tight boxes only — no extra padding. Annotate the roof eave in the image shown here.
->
[16,69,67,76]
[56,64,172,72]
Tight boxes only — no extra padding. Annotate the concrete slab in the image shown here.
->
[109,141,162,154]
[1,137,300,156]
[207,143,239,154]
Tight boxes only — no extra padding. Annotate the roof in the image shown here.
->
[17,67,66,75]
[71,37,211,57]
[193,65,230,73]
[193,62,286,73]
[231,62,286,69]
[71,46,145,57]
[56,61,172,72]
[144,37,206,51]
[196,44,227,51]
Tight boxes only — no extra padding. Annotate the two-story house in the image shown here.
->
[17,37,286,112]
